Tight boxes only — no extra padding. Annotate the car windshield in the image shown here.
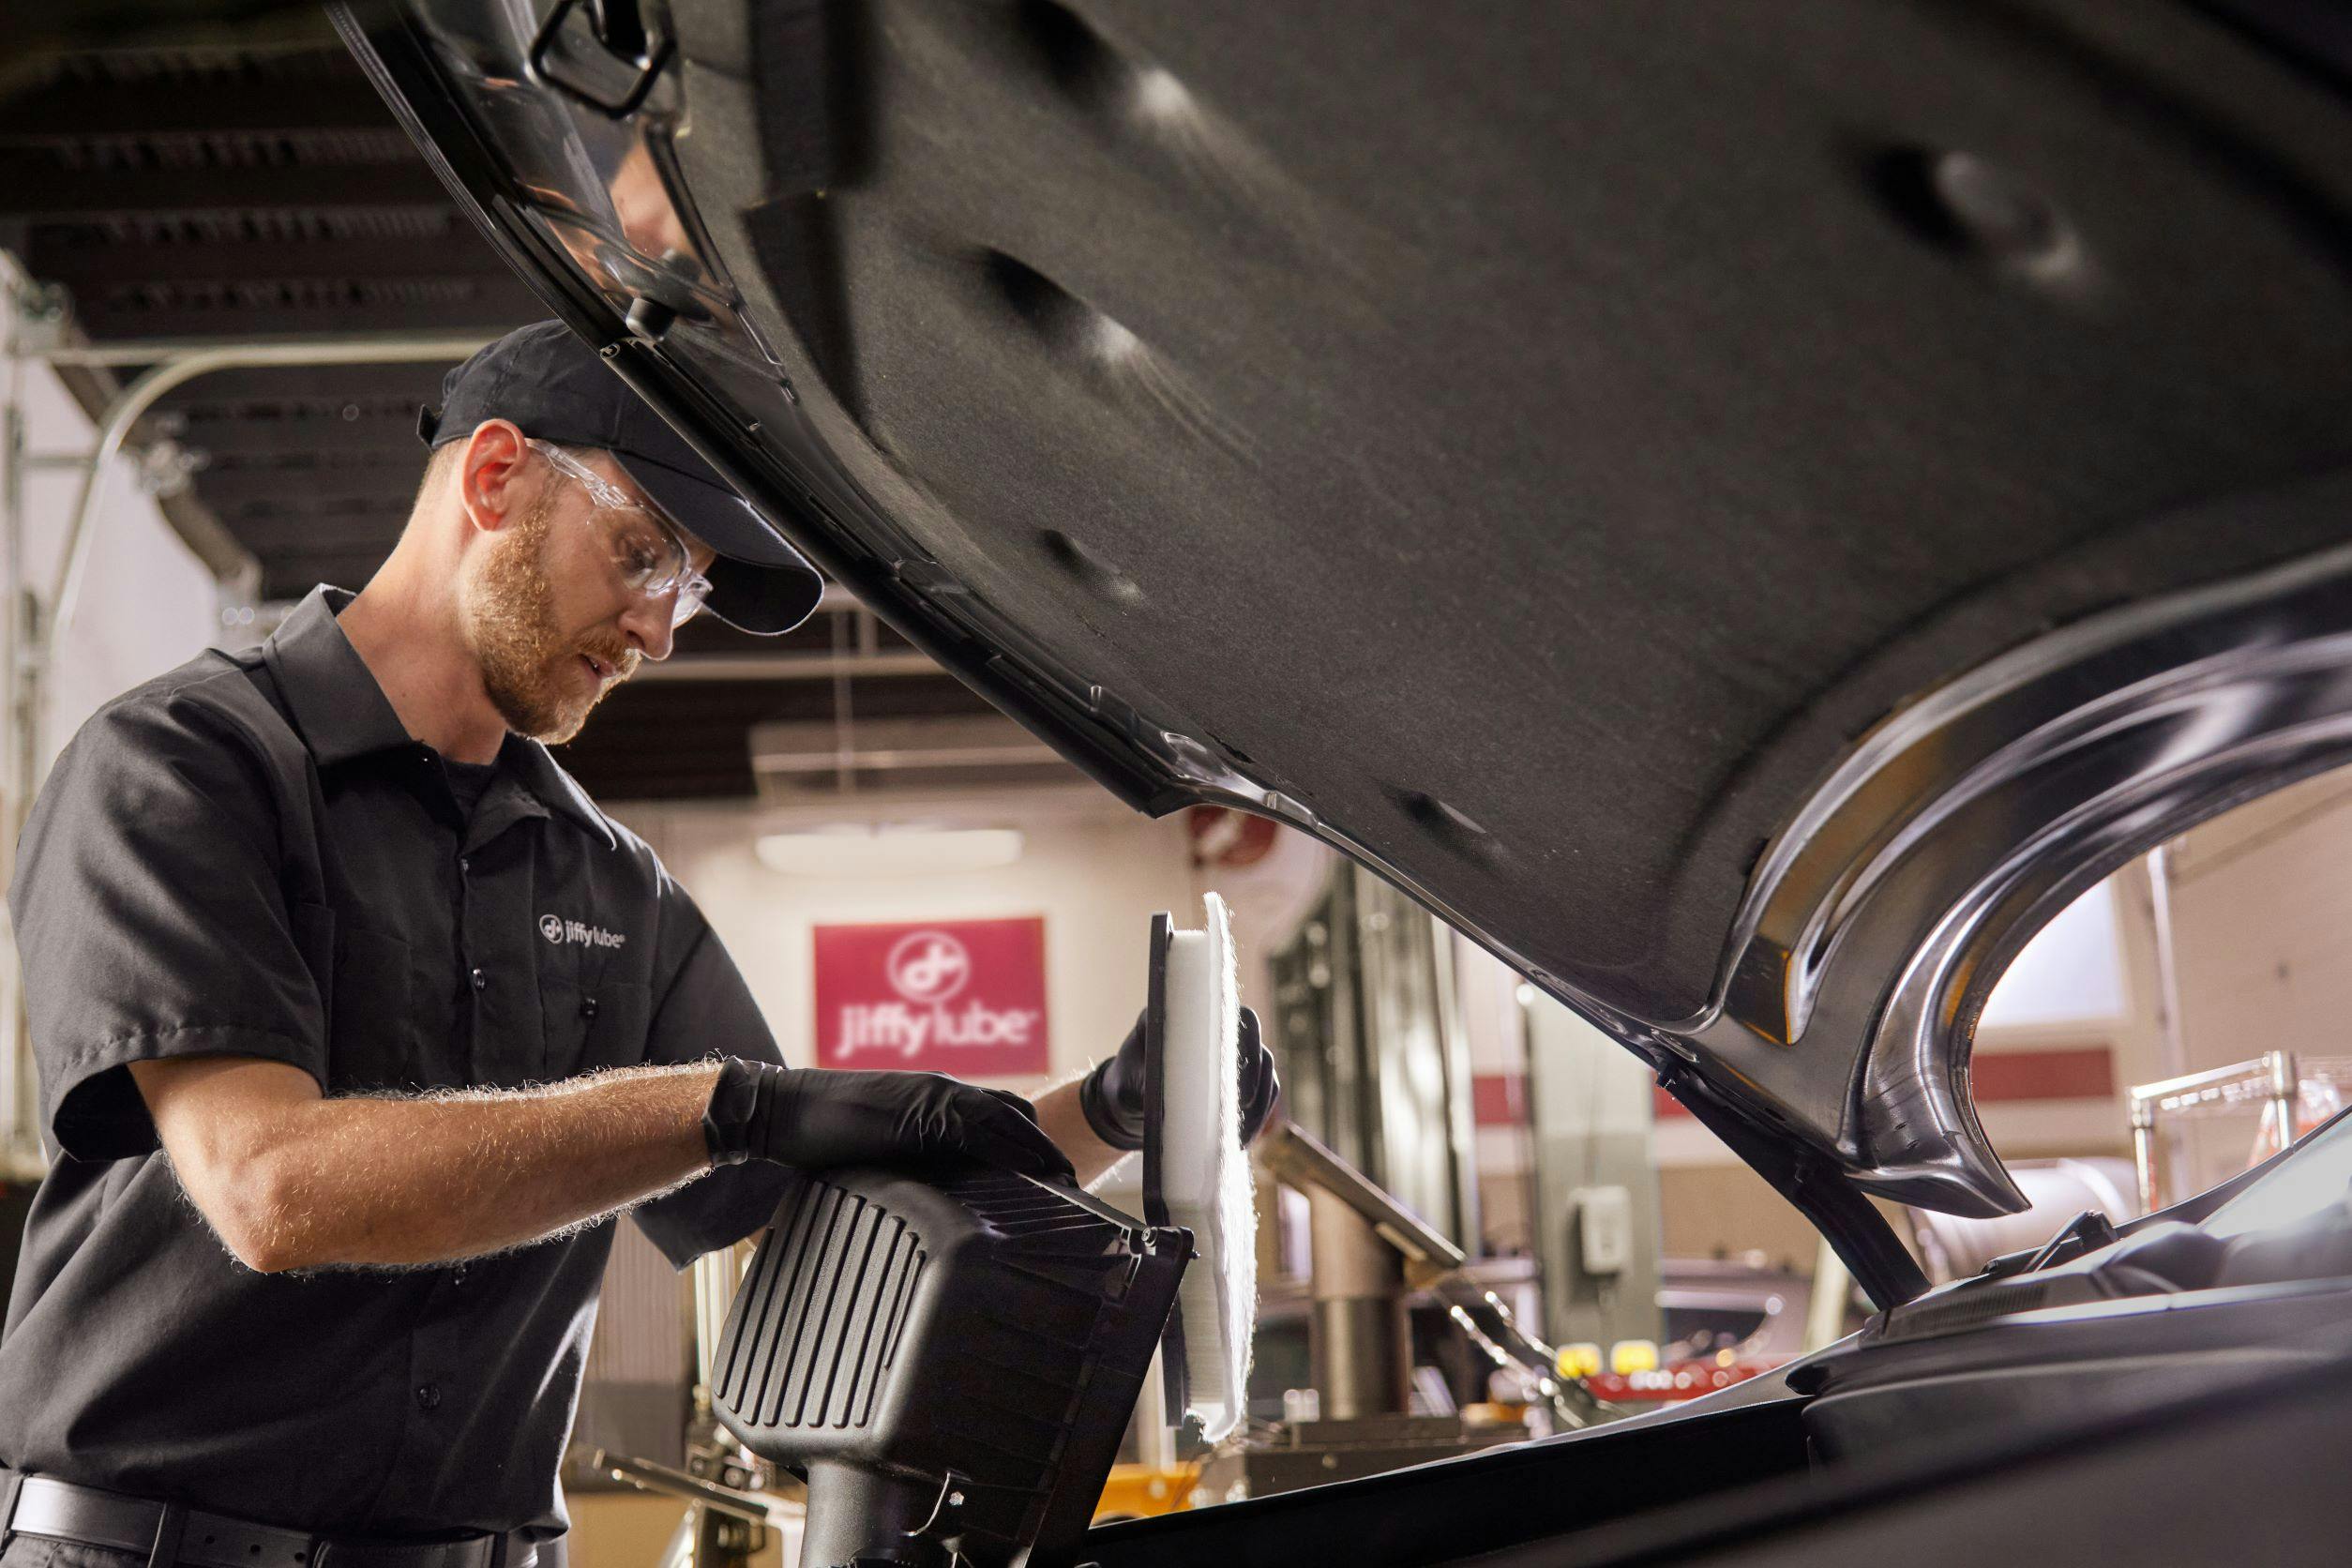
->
[2203,1111,2352,1240]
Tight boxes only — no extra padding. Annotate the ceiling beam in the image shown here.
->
[0,71,391,140]
[0,156,448,219]
[631,652,946,684]
[154,363,454,401]
[169,411,429,455]
[212,494,410,529]
[23,230,513,290]
[67,288,537,340]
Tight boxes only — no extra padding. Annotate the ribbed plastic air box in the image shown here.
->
[711,1167,1190,1568]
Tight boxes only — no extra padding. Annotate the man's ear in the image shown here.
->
[457,419,534,535]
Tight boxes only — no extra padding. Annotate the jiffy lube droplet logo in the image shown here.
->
[884,930,972,1004]
[538,912,626,949]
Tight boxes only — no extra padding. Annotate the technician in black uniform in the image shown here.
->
[0,323,1274,1568]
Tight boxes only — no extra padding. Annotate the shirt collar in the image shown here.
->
[261,587,410,766]
[261,585,619,852]
[501,732,619,852]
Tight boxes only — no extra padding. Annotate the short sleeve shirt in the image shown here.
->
[0,586,789,1541]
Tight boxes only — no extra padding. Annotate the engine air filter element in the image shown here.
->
[710,1168,1188,1568]
[1142,893,1259,1443]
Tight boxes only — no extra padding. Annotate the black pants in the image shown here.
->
[2,1538,141,1568]
[0,1536,566,1568]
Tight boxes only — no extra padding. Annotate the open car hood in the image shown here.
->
[339,0,2352,1306]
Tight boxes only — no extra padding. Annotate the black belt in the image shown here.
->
[0,1474,535,1568]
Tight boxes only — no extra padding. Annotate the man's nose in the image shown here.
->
[616,595,677,662]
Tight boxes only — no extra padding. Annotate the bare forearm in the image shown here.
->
[147,1051,1094,1272]
[242,1063,723,1271]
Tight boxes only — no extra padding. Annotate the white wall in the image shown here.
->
[1,334,227,1169]
[612,800,1200,1101]
[1979,881,2131,1028]
[9,362,223,762]
[2153,765,2352,1198]
[2164,765,2352,1070]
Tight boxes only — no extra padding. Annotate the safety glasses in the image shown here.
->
[526,438,713,628]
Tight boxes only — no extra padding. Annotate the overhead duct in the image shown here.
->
[749,714,1090,804]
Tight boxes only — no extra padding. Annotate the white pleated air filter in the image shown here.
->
[1142,893,1257,1444]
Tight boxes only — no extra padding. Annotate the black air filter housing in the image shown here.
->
[711,1168,1189,1568]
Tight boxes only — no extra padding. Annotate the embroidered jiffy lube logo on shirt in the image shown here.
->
[539,912,626,949]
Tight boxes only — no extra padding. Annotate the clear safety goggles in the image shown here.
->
[527,438,714,628]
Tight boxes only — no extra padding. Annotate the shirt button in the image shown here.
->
[460,856,471,873]
[450,1266,467,1288]
[415,1384,441,1411]
[580,997,598,1019]
[470,967,487,991]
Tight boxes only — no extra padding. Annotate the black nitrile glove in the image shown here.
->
[1078,1005,1279,1153]
[703,1060,1075,1182]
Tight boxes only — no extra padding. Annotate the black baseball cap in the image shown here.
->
[419,321,823,635]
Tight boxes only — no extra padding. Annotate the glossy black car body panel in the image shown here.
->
[1076,1283,2352,1566]
[1085,1116,2352,1564]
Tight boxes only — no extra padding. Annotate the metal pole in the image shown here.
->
[0,260,64,1181]
[2266,1048,2300,1157]
[41,334,490,673]
[1431,927,1482,1257]
[2130,1093,2160,1214]
[0,348,31,1178]
[1307,1185,1410,1419]
[2147,844,2189,1078]
[35,333,487,369]
[630,651,941,685]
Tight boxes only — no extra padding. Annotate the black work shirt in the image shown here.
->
[0,587,788,1542]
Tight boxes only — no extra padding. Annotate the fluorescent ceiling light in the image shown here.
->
[755,825,1025,878]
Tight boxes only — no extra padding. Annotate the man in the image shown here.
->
[0,323,1275,1568]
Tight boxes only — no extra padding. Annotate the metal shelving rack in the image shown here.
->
[2128,1050,2352,1211]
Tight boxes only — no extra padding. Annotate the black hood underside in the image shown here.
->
[657,0,2352,1019]
[346,0,2352,1290]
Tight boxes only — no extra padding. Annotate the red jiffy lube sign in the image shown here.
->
[811,916,1050,1075]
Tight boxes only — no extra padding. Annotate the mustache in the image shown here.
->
[577,639,642,681]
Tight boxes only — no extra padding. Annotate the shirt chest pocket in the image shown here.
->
[539,972,653,1078]
[325,924,416,1090]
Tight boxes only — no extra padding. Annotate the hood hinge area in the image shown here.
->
[1658,1065,1930,1310]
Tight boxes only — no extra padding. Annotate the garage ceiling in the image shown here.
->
[0,31,996,803]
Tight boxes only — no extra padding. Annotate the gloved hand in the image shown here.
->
[1078,1005,1280,1153]
[702,1060,1075,1182]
